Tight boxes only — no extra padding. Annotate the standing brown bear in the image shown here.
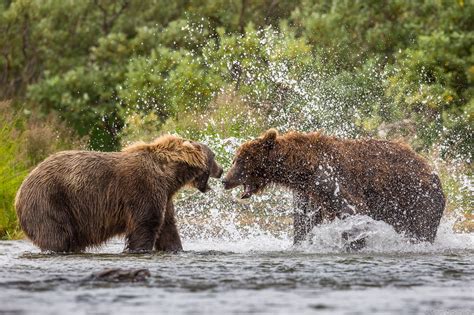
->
[15,135,223,253]
[223,129,445,245]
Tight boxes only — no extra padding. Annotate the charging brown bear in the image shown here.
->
[16,135,223,253]
[223,129,445,245]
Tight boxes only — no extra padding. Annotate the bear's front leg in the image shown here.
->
[125,203,164,253]
[155,200,183,252]
[293,191,323,245]
[326,187,370,251]
[125,227,159,253]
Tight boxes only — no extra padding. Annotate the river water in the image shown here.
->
[0,215,473,315]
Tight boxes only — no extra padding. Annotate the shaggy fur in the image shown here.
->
[15,135,223,253]
[223,129,445,244]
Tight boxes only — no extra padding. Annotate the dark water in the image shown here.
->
[1,220,474,315]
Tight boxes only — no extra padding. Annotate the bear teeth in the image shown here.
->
[240,185,252,199]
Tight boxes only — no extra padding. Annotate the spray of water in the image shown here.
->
[174,137,473,255]
[120,24,472,255]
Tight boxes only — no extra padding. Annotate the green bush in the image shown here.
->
[2,0,470,159]
[0,102,85,239]
[0,109,27,239]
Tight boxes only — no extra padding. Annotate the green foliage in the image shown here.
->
[1,0,471,159]
[0,110,27,239]
[290,0,415,69]
[202,24,312,99]
[120,47,220,121]
[0,102,84,239]
[386,28,473,157]
[161,91,265,139]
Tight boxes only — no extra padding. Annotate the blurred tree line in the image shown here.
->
[0,0,472,160]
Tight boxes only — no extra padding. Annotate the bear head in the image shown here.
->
[123,135,223,193]
[188,141,223,193]
[222,129,278,198]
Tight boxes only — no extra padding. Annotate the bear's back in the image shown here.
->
[334,138,431,179]
[17,150,123,201]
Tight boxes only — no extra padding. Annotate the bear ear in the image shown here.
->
[261,128,278,149]
[180,141,207,168]
[182,141,195,149]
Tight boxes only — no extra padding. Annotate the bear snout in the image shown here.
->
[215,166,223,178]
[222,177,240,190]
[209,160,223,179]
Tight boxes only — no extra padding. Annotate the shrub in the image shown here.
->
[0,101,85,239]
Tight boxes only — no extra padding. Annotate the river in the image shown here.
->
[1,215,473,314]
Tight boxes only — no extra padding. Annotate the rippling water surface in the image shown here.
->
[1,215,473,315]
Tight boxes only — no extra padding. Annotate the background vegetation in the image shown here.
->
[0,0,472,238]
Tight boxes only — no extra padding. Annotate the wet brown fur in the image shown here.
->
[224,129,446,244]
[15,135,222,253]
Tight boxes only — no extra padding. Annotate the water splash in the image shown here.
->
[299,215,474,254]
[172,135,473,255]
[180,211,474,254]
[117,24,473,257]
[169,134,473,255]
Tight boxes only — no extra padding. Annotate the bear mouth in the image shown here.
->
[223,181,240,190]
[191,172,212,193]
[240,183,260,199]
[198,183,211,193]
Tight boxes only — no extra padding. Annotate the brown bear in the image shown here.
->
[15,135,223,253]
[223,129,445,245]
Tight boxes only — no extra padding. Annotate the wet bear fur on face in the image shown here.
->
[223,129,446,244]
[15,135,223,253]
